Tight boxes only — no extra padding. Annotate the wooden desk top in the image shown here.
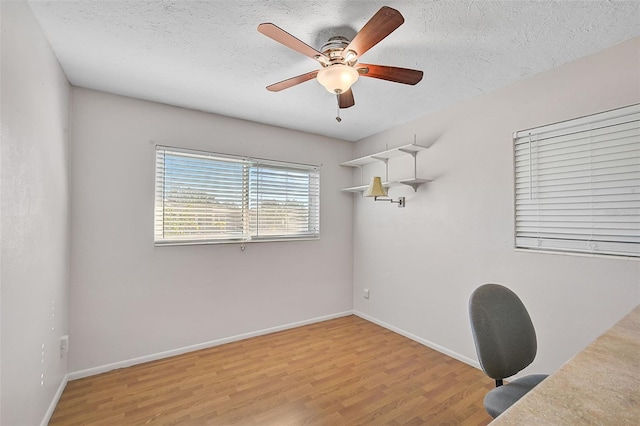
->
[490,304,640,425]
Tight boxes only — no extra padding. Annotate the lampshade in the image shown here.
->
[363,176,388,197]
[316,64,359,94]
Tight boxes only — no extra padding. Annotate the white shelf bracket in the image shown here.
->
[371,157,390,182]
[402,181,423,192]
[398,149,423,192]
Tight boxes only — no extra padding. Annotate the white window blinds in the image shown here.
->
[514,103,640,258]
[249,163,320,239]
[155,146,319,246]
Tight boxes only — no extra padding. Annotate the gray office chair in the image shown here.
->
[469,283,548,418]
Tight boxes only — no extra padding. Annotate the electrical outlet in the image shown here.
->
[60,335,69,358]
[363,288,370,299]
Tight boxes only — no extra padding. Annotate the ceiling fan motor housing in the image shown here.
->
[321,36,354,64]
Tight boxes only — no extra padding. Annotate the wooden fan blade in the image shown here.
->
[338,89,355,109]
[344,6,404,59]
[266,70,318,92]
[258,23,328,63]
[357,64,423,85]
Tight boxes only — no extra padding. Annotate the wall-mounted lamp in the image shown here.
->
[363,177,405,207]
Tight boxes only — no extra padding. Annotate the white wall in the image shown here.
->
[68,88,354,373]
[1,2,71,425]
[3,4,636,422]
[353,37,640,376]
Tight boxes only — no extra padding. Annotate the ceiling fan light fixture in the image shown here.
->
[316,64,359,94]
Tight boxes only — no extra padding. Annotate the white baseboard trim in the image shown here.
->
[353,310,481,370]
[68,310,353,381]
[41,373,68,426]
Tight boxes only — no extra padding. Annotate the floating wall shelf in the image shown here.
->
[340,143,431,193]
[340,143,428,168]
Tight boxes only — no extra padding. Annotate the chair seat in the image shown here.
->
[484,374,548,418]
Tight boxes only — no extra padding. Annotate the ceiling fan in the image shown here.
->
[258,6,423,112]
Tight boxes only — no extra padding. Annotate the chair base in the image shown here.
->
[485,374,548,418]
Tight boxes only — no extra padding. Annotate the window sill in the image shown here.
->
[155,236,320,247]
[513,248,639,261]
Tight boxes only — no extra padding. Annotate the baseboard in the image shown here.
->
[353,310,481,369]
[41,373,68,426]
[68,310,353,380]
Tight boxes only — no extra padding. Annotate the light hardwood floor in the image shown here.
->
[50,315,493,425]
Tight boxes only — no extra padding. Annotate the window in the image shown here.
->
[154,146,319,246]
[514,104,640,258]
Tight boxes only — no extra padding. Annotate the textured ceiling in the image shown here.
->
[28,1,640,141]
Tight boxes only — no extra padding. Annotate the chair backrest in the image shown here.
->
[469,283,537,380]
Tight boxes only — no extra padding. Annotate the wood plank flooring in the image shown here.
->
[50,315,493,425]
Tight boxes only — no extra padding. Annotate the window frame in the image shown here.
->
[154,145,320,246]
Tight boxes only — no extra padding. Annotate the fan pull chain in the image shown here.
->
[335,95,342,122]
